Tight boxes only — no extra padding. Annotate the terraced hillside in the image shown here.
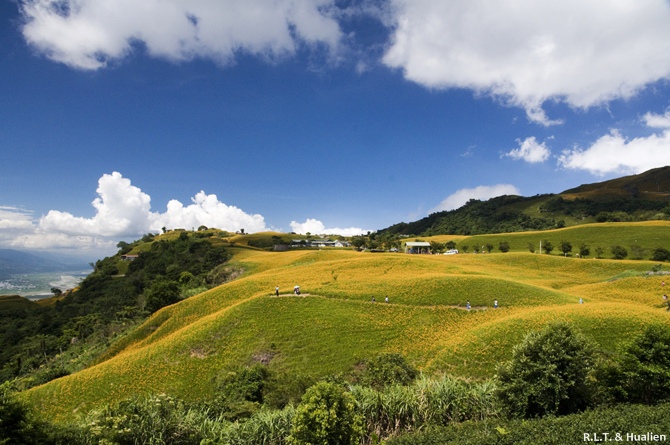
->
[23,223,670,422]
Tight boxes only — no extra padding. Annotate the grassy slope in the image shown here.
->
[22,224,670,422]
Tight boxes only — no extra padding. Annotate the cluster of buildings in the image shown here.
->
[290,239,351,248]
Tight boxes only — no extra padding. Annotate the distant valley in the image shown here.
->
[0,249,90,296]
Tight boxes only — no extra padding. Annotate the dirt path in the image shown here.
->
[269,292,491,310]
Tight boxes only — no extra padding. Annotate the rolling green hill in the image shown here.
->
[21,222,670,421]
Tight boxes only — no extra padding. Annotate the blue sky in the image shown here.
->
[2,0,670,261]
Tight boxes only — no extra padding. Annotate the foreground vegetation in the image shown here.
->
[5,322,670,444]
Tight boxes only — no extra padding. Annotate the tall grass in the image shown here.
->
[351,375,499,442]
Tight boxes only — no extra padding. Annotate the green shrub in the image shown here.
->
[496,322,596,419]
[357,353,418,390]
[611,245,628,260]
[602,325,670,405]
[288,381,363,445]
[652,247,670,262]
[144,280,181,313]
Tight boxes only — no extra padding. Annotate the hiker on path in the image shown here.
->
[466,301,471,310]
[275,286,279,297]
[494,299,498,309]
[385,296,389,303]
[372,296,375,303]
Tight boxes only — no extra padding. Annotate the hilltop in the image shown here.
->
[379,166,670,236]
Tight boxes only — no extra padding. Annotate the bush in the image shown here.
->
[144,280,181,313]
[498,241,510,253]
[289,381,363,445]
[610,245,628,260]
[357,353,418,390]
[560,240,572,256]
[602,325,670,405]
[496,322,596,419]
[652,247,670,262]
[578,243,590,258]
[541,240,554,254]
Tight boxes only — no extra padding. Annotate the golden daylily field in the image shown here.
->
[22,223,670,422]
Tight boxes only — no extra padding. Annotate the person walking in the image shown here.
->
[385,296,389,303]
[493,299,498,309]
[466,301,471,310]
[275,286,279,297]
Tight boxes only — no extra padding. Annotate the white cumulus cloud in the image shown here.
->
[39,172,152,237]
[290,218,368,236]
[20,0,343,70]
[1,172,268,255]
[382,0,670,125]
[431,184,521,213]
[150,191,266,234]
[503,137,551,163]
[558,110,670,176]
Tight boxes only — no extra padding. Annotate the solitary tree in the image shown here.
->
[579,243,590,258]
[611,245,628,260]
[560,240,572,256]
[542,240,554,255]
[652,247,670,262]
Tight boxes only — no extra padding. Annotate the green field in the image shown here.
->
[21,222,670,422]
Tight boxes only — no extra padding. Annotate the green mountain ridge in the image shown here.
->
[379,166,670,236]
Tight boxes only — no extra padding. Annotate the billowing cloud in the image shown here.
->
[290,218,368,236]
[382,1,670,125]
[150,191,266,234]
[40,172,152,237]
[558,110,670,176]
[431,184,521,213]
[503,137,551,163]
[1,172,267,254]
[20,0,343,70]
